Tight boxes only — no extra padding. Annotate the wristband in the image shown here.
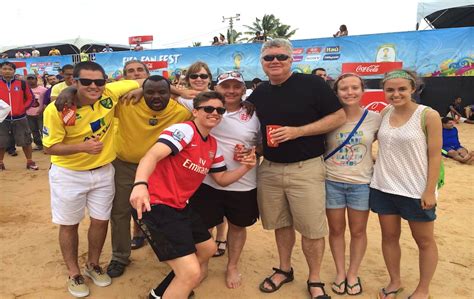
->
[133,181,148,189]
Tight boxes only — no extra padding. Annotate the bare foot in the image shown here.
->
[225,266,242,289]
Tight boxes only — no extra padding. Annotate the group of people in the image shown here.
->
[0,37,450,299]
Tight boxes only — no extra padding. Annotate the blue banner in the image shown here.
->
[3,27,473,81]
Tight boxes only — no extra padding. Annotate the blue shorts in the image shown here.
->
[325,180,370,211]
[369,188,436,222]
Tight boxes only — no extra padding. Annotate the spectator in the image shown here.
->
[244,77,263,100]
[465,104,474,120]
[50,64,74,102]
[219,33,227,45]
[0,53,8,59]
[133,43,144,51]
[333,25,348,37]
[26,74,47,150]
[15,51,24,58]
[80,51,89,62]
[102,44,113,53]
[122,60,149,80]
[253,31,266,43]
[31,47,40,57]
[48,47,61,56]
[446,97,474,124]
[442,117,473,164]
[212,36,220,46]
[0,61,37,170]
[24,51,31,58]
[247,39,345,298]
[42,74,59,107]
[311,68,328,81]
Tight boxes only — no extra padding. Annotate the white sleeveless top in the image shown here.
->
[370,105,428,199]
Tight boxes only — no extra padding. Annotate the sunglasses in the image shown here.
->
[196,105,226,115]
[189,73,209,80]
[262,54,290,62]
[74,78,106,86]
[217,71,243,81]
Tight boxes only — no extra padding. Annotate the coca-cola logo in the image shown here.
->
[355,64,380,73]
[364,101,387,112]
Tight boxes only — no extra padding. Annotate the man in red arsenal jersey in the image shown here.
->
[129,91,256,299]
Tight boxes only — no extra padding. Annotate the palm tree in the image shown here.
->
[243,14,297,41]
[227,29,244,44]
[274,24,298,39]
[192,42,201,47]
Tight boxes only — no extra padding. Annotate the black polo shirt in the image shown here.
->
[247,73,342,163]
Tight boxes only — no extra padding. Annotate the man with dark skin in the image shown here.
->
[106,76,192,278]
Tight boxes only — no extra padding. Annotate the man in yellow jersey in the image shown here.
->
[42,61,142,298]
[106,75,192,278]
[50,64,74,101]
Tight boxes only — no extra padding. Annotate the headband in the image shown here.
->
[382,70,416,86]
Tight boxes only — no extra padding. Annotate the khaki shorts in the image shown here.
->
[257,156,328,239]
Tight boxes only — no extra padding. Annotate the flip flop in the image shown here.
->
[331,279,346,295]
[379,287,404,298]
[346,277,362,296]
[213,240,227,257]
[259,267,294,293]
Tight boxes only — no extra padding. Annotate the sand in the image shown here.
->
[1,124,473,299]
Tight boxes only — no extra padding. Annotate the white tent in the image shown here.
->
[416,0,474,29]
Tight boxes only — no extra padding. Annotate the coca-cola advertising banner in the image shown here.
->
[342,62,403,76]
[361,90,387,112]
[128,35,154,45]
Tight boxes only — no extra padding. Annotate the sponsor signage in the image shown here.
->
[144,61,168,70]
[342,62,403,76]
[361,90,387,112]
[128,35,154,45]
[306,47,322,54]
[323,54,340,60]
[305,55,321,62]
[293,48,304,55]
[292,55,304,62]
[325,46,340,53]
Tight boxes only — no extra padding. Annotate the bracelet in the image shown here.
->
[133,181,148,189]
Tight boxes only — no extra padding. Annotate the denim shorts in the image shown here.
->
[369,188,436,222]
[325,180,370,211]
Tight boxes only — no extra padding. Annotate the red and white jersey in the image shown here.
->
[148,121,226,209]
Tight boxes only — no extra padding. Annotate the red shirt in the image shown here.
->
[0,78,34,119]
[148,121,226,209]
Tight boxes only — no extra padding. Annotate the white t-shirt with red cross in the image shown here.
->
[148,121,226,209]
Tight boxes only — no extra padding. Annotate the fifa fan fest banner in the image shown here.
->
[3,27,473,83]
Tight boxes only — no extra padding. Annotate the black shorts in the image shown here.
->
[189,183,259,228]
[131,204,211,261]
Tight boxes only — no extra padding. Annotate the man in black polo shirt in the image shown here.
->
[247,38,345,299]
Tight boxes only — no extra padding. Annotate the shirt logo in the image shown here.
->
[172,129,185,141]
[199,158,206,166]
[208,150,215,159]
[90,117,105,133]
[149,118,158,126]
[239,111,250,122]
[42,126,49,136]
[99,97,113,109]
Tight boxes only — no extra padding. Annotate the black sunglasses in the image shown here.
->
[74,78,106,86]
[196,105,226,115]
[189,73,209,80]
[262,54,290,62]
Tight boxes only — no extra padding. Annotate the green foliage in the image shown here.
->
[192,41,202,47]
[243,14,297,42]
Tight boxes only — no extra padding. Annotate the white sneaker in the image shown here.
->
[67,275,89,297]
[84,264,112,287]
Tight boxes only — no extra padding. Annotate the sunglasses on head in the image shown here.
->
[189,73,209,80]
[262,54,290,62]
[217,71,243,81]
[196,105,226,115]
[74,78,106,86]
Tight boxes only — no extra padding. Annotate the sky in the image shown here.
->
[1,0,427,50]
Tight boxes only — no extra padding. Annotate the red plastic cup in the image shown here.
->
[266,125,281,147]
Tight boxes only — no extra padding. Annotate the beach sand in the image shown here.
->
[1,124,473,299]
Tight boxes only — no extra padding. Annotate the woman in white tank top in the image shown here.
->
[369,70,442,299]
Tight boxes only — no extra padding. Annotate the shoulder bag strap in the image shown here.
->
[324,109,369,161]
